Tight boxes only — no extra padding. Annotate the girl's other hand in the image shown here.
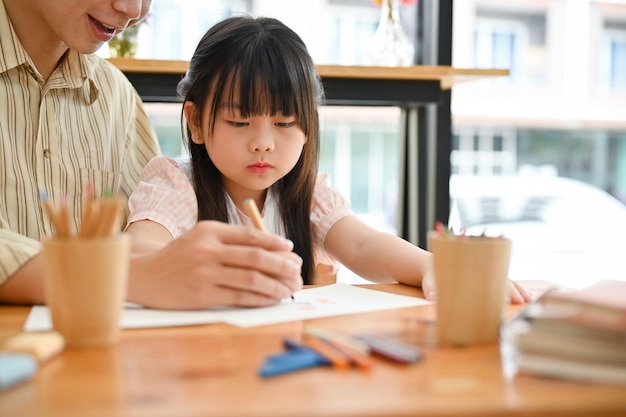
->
[422,274,532,305]
[507,279,533,304]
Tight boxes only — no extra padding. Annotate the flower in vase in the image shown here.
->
[372,0,417,5]
[368,0,416,66]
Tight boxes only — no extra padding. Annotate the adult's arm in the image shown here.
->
[0,230,45,304]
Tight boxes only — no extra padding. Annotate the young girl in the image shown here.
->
[125,16,531,305]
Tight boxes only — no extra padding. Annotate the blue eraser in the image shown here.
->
[0,353,38,391]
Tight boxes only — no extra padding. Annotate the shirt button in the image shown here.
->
[43,149,51,158]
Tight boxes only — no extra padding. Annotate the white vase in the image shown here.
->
[368,0,415,67]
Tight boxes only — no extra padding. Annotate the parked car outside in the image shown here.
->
[449,174,626,290]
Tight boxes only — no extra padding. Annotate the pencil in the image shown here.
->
[304,326,370,354]
[242,198,267,232]
[40,192,71,238]
[304,327,373,371]
[40,186,123,239]
[303,335,351,369]
[57,197,70,237]
[79,183,98,237]
[242,197,296,301]
[40,191,62,236]
[94,195,122,237]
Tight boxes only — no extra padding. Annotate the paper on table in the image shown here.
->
[24,283,431,331]
[222,283,430,327]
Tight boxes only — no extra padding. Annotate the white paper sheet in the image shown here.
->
[23,283,431,330]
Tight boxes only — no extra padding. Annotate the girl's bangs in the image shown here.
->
[220,55,301,118]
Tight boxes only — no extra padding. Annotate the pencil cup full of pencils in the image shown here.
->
[41,191,130,348]
[428,225,512,347]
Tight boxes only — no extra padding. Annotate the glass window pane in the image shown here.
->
[453,0,626,289]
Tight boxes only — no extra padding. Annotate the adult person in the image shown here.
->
[0,0,302,309]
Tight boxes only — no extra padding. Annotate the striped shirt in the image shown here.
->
[0,1,161,284]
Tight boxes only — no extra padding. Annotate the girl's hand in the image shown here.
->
[507,279,533,304]
[421,268,436,301]
[422,273,532,305]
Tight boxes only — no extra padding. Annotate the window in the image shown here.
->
[473,9,548,86]
[452,127,517,176]
[603,26,626,92]
[453,0,626,289]
[136,0,250,60]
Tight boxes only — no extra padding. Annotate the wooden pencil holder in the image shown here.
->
[429,232,512,347]
[42,235,130,348]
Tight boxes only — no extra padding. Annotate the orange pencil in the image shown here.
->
[303,335,351,369]
[242,198,267,232]
[304,326,370,353]
[242,197,295,301]
[40,192,60,234]
[94,195,122,237]
[325,338,374,371]
[79,183,98,237]
[39,191,71,237]
[305,327,373,371]
[56,197,71,237]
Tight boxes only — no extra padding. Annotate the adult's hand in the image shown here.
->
[126,220,303,310]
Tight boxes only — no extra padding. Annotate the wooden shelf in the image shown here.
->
[108,58,508,91]
[316,65,508,89]
[108,58,189,74]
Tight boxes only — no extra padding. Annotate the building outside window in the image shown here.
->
[452,0,626,288]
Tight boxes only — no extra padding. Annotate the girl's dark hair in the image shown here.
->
[176,16,324,284]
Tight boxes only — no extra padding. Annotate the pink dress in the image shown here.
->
[127,156,353,270]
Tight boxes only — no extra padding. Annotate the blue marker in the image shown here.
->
[258,339,331,378]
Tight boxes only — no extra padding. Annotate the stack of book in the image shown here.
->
[512,279,626,386]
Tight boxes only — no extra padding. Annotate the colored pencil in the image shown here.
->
[40,186,123,238]
[242,197,295,301]
[56,197,70,238]
[302,335,351,369]
[242,198,267,232]
[304,327,373,370]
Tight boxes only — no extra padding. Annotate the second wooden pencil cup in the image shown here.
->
[428,232,512,347]
[42,235,130,348]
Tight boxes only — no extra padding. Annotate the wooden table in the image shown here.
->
[108,59,509,249]
[106,59,507,105]
[1,282,625,417]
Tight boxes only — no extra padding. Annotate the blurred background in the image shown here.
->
[100,0,626,290]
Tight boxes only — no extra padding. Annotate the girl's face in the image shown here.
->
[186,102,306,206]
